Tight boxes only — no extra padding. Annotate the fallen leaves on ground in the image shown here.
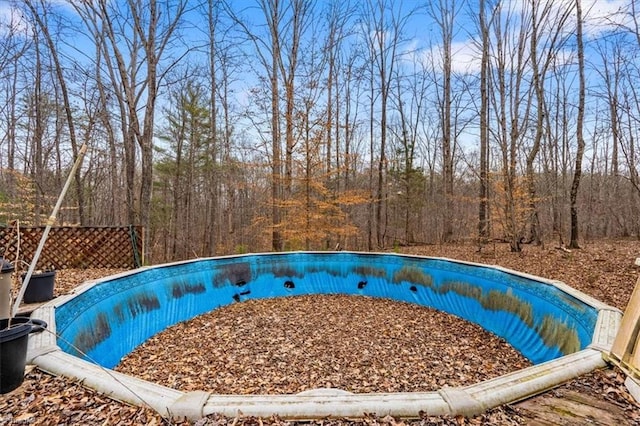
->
[116,295,530,394]
[0,368,189,426]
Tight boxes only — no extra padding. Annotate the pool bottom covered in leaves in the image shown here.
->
[115,294,531,394]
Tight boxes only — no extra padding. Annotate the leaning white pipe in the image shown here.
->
[11,143,88,318]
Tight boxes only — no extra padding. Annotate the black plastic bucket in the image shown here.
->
[0,317,47,394]
[22,270,56,304]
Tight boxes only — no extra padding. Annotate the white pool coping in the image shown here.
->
[23,254,624,421]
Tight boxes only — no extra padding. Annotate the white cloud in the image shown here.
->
[500,0,630,38]
[410,39,481,76]
[0,4,30,37]
[437,0,630,76]
[582,0,630,36]
[451,40,482,74]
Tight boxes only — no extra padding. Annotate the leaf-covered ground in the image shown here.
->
[116,295,530,394]
[2,240,640,425]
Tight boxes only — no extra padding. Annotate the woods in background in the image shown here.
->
[1,0,640,263]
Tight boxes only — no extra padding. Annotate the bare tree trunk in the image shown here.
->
[221,57,235,246]
[526,0,572,246]
[94,41,120,225]
[377,69,387,248]
[0,22,28,172]
[6,59,20,171]
[26,0,85,224]
[206,0,219,255]
[269,6,283,251]
[442,17,454,243]
[596,39,622,236]
[487,1,535,252]
[225,0,286,251]
[429,0,456,243]
[527,0,544,246]
[368,66,375,251]
[478,0,490,243]
[32,32,44,225]
[362,0,410,248]
[569,0,585,249]
[277,0,310,247]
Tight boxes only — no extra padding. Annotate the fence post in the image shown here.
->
[129,225,142,268]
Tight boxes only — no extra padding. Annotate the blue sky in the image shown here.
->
[0,0,635,153]
[1,0,632,78]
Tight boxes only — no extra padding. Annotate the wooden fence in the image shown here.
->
[0,226,143,269]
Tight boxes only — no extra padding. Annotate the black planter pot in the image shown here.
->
[0,317,47,394]
[22,270,56,304]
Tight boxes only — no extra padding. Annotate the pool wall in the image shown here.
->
[27,251,622,420]
[54,252,600,368]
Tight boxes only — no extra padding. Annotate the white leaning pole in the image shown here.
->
[11,143,88,319]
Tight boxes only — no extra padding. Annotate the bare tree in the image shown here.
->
[204,0,220,255]
[73,0,187,261]
[92,31,123,225]
[618,1,640,235]
[388,59,429,245]
[361,0,412,248]
[476,0,492,244]
[0,8,30,173]
[225,0,312,251]
[488,2,534,252]
[322,0,355,188]
[593,37,624,236]
[24,0,87,224]
[569,0,585,249]
[282,0,314,200]
[526,0,573,246]
[428,0,460,242]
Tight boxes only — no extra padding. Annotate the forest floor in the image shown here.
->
[2,240,640,425]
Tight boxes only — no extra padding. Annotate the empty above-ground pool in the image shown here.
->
[27,251,621,420]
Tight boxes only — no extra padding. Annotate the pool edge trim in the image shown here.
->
[25,251,622,421]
